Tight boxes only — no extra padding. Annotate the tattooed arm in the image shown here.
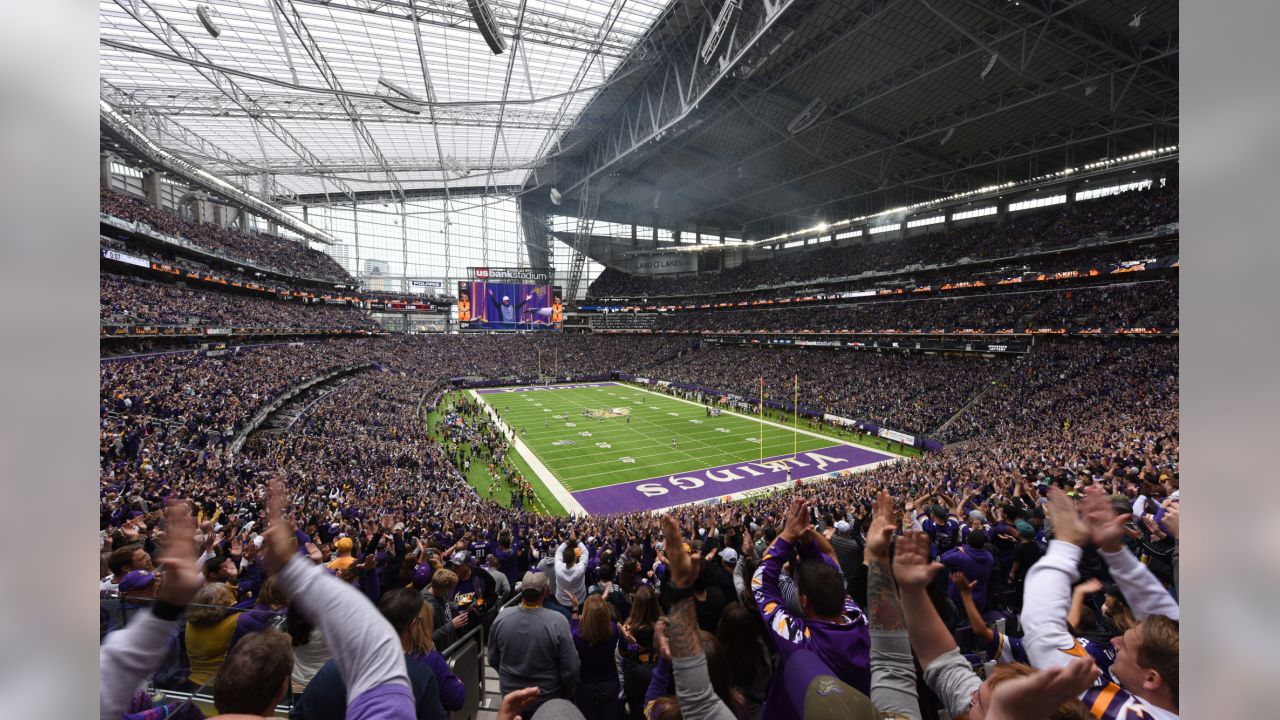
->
[659,516,737,720]
[866,491,921,719]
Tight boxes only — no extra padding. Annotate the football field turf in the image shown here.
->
[470,382,898,515]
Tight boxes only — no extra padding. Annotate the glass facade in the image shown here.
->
[285,196,527,293]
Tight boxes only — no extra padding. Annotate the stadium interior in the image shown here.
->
[98,1,1180,719]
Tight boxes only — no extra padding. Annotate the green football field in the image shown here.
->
[470,382,900,516]
[479,383,834,491]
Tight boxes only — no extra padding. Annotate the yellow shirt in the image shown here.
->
[185,613,240,686]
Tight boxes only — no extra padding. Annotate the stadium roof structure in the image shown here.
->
[524,0,1179,240]
[99,0,684,205]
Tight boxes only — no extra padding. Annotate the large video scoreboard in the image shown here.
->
[457,267,563,330]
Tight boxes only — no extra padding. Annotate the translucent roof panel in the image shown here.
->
[100,0,674,198]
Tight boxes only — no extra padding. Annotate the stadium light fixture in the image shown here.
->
[939,127,955,146]
[550,187,562,205]
[980,53,998,80]
[786,99,826,135]
[468,0,507,54]
[1129,6,1146,29]
[197,5,222,38]
[442,156,468,178]
[376,77,421,114]
[701,0,741,65]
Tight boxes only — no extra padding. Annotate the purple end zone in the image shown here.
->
[475,382,621,395]
[572,443,892,515]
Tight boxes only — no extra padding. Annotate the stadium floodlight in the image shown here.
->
[1084,84,1098,96]
[980,52,998,80]
[701,0,741,65]
[380,97,421,115]
[378,77,418,101]
[1129,6,1146,29]
[467,0,507,54]
[376,77,421,114]
[939,127,954,146]
[442,155,469,178]
[197,5,221,38]
[550,187,562,205]
[786,99,826,135]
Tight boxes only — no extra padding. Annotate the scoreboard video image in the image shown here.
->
[458,280,563,330]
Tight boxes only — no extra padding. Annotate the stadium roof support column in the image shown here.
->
[143,169,162,208]
[100,153,114,190]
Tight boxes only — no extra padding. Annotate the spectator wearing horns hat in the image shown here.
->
[327,537,356,574]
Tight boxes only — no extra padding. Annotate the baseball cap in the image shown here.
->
[521,570,549,596]
[834,520,851,533]
[530,699,586,720]
[411,563,434,588]
[118,570,157,594]
[502,295,510,302]
[784,649,879,720]
[335,537,354,553]
[720,548,738,564]
[451,550,470,566]
[1015,520,1036,539]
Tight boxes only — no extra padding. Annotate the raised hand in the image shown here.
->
[892,530,943,590]
[1045,487,1089,547]
[496,687,541,720]
[1075,578,1104,595]
[865,490,896,562]
[304,541,323,564]
[986,656,1101,720]
[949,570,978,595]
[155,501,203,607]
[1079,486,1128,552]
[659,514,701,590]
[780,497,811,543]
[262,477,299,575]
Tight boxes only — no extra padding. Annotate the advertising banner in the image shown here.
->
[101,248,150,268]
[628,254,698,275]
[878,428,916,445]
[469,267,554,283]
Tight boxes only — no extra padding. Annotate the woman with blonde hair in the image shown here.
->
[406,598,466,712]
[183,582,239,689]
[571,594,622,720]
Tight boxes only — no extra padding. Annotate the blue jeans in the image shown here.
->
[543,597,573,621]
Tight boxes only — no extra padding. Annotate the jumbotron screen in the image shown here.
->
[457,281,563,330]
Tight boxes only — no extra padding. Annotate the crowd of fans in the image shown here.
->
[589,184,1178,299]
[101,188,352,283]
[101,273,377,330]
[638,281,1178,334]
[100,333,1179,720]
[96,168,1180,720]
[649,345,1007,437]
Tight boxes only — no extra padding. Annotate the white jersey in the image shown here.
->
[1022,541,1179,720]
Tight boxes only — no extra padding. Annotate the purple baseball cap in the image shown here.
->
[118,570,157,593]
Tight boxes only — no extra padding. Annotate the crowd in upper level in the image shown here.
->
[101,273,376,330]
[101,188,352,283]
[589,184,1178,299]
[639,280,1178,334]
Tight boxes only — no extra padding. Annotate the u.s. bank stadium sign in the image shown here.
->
[470,267,553,283]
